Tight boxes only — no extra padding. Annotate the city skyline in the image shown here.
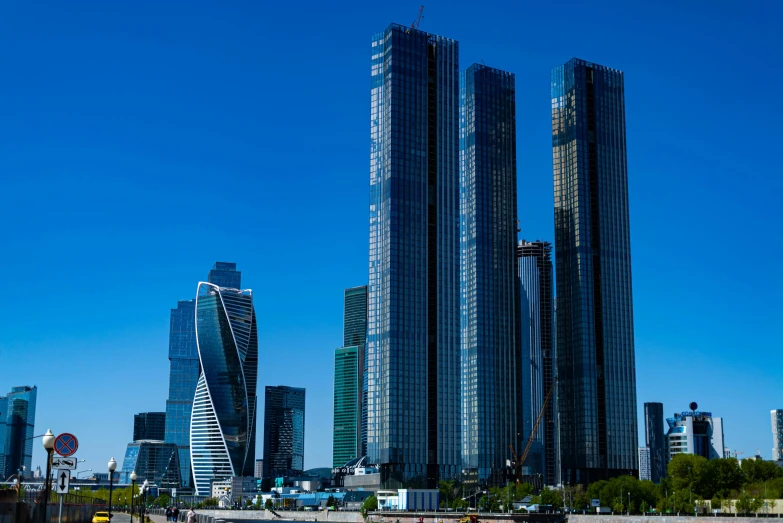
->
[1,2,781,473]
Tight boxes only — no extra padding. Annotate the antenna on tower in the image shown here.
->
[407,5,424,33]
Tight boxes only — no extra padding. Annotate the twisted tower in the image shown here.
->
[190,282,258,494]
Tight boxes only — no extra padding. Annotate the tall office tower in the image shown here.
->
[367,22,460,489]
[644,402,666,482]
[263,386,306,478]
[255,459,264,478]
[344,286,368,347]
[165,299,198,489]
[772,410,783,461]
[638,447,651,481]
[166,263,244,491]
[207,262,242,289]
[517,241,555,484]
[343,285,368,457]
[190,282,258,495]
[459,64,518,486]
[134,412,166,441]
[552,58,638,483]
[0,386,37,478]
[333,346,362,467]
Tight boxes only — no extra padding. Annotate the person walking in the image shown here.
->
[166,507,172,522]
[173,507,180,522]
[187,507,197,523]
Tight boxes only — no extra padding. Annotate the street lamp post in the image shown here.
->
[108,458,117,522]
[141,481,149,523]
[18,466,25,502]
[130,472,137,523]
[41,430,56,523]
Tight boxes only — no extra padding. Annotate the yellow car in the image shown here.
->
[92,512,111,523]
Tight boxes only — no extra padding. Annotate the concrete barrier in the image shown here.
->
[195,509,362,522]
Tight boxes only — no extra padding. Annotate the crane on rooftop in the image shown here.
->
[407,6,424,33]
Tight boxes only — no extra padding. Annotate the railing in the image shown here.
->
[19,489,107,506]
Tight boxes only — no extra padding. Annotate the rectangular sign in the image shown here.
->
[54,470,70,495]
[51,456,78,470]
[591,499,601,507]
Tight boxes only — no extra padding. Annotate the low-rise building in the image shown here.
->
[666,406,725,462]
[638,447,651,481]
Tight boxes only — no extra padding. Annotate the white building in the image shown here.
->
[638,447,651,481]
[772,410,783,461]
[666,409,725,462]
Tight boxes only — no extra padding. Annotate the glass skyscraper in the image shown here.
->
[0,386,37,478]
[263,386,305,478]
[165,262,246,491]
[190,282,258,495]
[207,262,242,289]
[165,299,198,490]
[367,23,461,488]
[134,412,166,442]
[120,440,181,489]
[644,402,666,483]
[343,285,368,457]
[459,64,518,486]
[344,286,368,348]
[552,58,638,483]
[517,241,555,484]
[333,346,362,467]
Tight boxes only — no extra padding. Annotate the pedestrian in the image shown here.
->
[173,507,180,522]
[166,507,172,522]
[187,507,196,523]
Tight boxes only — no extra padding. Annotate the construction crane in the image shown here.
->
[509,377,558,484]
[407,6,424,33]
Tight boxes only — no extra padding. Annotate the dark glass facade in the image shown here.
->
[344,286,368,347]
[263,386,305,478]
[517,241,555,484]
[191,282,257,495]
[134,412,166,442]
[644,402,666,483]
[120,440,181,489]
[459,64,518,486]
[164,299,198,489]
[552,58,638,483]
[333,346,362,467]
[343,285,368,457]
[207,262,242,289]
[0,386,36,478]
[368,23,461,488]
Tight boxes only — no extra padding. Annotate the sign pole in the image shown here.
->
[58,494,63,523]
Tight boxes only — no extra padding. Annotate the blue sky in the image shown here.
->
[1,0,781,474]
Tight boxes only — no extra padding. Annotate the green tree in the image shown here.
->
[702,458,743,499]
[537,487,562,508]
[361,495,378,518]
[742,459,783,483]
[667,454,709,494]
[326,495,336,509]
[612,498,624,514]
[735,491,763,514]
[264,499,274,510]
[154,494,171,508]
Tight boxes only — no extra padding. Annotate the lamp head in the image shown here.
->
[108,458,117,472]
[130,471,137,482]
[42,429,55,450]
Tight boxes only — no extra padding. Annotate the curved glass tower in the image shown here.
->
[191,282,258,495]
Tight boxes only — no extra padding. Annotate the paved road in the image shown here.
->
[111,514,131,523]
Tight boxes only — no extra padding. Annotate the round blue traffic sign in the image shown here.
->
[54,433,78,457]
